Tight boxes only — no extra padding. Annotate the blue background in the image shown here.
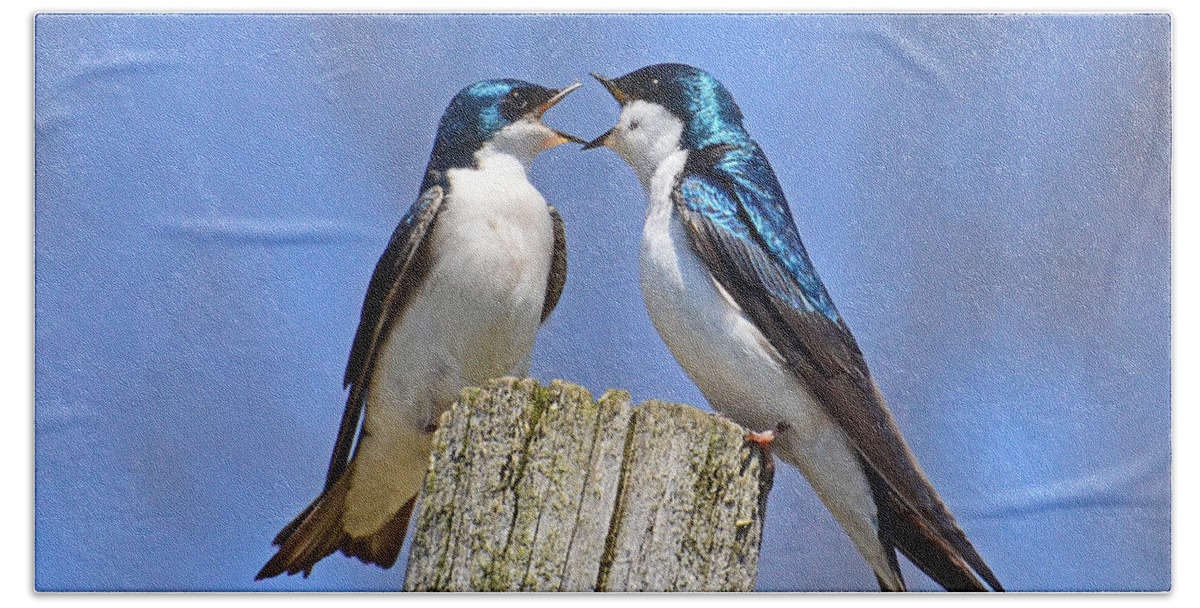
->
[34,13,1170,592]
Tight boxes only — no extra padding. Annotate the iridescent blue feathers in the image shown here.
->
[678,143,839,323]
[422,79,541,191]
[615,63,841,323]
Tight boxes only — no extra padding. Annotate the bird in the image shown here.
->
[582,63,1002,592]
[257,78,583,580]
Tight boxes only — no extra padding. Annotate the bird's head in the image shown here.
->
[427,79,583,180]
[584,64,749,179]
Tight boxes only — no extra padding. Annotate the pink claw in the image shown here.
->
[744,428,778,445]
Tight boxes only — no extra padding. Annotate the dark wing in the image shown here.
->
[324,185,445,492]
[540,205,568,324]
[674,144,1002,592]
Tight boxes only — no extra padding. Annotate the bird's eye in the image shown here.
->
[629,120,641,131]
[511,92,528,110]
[499,89,534,121]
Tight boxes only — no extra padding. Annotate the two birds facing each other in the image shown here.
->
[256,63,1004,592]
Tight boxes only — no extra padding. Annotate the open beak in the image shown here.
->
[533,82,587,146]
[581,128,612,151]
[582,73,628,151]
[534,82,582,119]
[591,73,628,105]
[549,129,588,146]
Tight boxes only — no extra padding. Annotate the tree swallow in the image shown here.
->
[257,79,583,580]
[584,63,1002,592]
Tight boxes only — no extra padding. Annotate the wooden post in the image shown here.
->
[404,377,774,592]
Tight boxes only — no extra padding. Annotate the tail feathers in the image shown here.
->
[255,475,418,580]
[874,573,904,592]
[341,495,416,570]
[888,499,985,591]
[270,502,315,548]
[256,478,350,580]
[860,458,1001,592]
[886,492,1003,592]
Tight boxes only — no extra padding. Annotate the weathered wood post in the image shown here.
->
[403,378,775,592]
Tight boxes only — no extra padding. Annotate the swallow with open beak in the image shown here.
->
[584,64,1002,592]
[258,79,582,579]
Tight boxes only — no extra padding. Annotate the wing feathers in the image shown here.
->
[326,186,445,490]
[541,205,568,323]
[674,145,1000,591]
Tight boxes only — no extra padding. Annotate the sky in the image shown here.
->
[32,11,1170,593]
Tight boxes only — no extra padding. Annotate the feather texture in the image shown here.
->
[331,185,445,491]
[675,143,1001,592]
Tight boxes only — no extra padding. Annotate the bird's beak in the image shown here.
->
[548,128,588,146]
[592,73,627,105]
[581,128,612,151]
[534,82,582,120]
[533,82,587,146]
[582,73,627,151]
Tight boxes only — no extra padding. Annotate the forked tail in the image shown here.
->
[255,473,417,580]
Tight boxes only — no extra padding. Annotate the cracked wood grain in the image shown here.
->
[404,377,773,592]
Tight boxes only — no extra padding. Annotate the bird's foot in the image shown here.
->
[743,421,791,448]
[743,422,791,493]
[744,428,778,445]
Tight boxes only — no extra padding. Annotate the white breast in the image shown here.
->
[637,150,894,583]
[342,151,554,534]
[379,150,554,423]
[638,150,810,431]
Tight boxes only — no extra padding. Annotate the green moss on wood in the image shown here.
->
[405,378,771,592]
